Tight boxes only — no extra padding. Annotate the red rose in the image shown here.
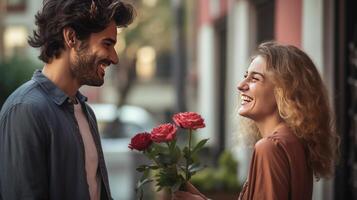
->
[173,112,206,130]
[129,132,152,151]
[151,123,177,143]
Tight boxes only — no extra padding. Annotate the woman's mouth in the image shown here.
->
[240,94,253,105]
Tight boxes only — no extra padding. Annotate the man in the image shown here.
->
[0,0,134,199]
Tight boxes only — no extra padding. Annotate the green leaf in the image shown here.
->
[184,155,194,166]
[172,179,184,192]
[183,147,190,159]
[192,139,209,154]
[148,165,159,170]
[155,167,181,188]
[156,153,172,165]
[188,163,205,174]
[158,143,170,151]
[169,140,177,151]
[136,165,148,172]
[136,178,153,189]
[171,146,181,163]
[179,165,186,171]
[135,168,154,199]
[138,189,143,200]
[188,163,199,170]
[141,168,151,180]
[156,186,163,192]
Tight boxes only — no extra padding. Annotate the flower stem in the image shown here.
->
[147,147,161,167]
[186,129,192,181]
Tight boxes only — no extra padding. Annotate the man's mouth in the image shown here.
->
[98,60,111,77]
[240,94,253,105]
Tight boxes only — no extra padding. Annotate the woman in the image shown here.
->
[173,41,339,200]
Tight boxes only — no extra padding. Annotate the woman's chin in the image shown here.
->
[238,110,255,121]
[238,108,247,116]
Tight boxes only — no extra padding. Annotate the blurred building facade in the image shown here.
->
[186,0,357,199]
[0,0,41,63]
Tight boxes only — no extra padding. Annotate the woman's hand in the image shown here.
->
[172,182,208,200]
[173,191,206,200]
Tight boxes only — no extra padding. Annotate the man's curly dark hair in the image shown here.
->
[28,0,135,63]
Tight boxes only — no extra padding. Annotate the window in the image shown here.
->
[4,26,28,58]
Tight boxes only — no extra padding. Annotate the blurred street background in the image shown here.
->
[0,0,357,199]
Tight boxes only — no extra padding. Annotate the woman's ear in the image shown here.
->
[63,27,77,48]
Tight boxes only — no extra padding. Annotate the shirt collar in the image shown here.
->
[32,69,88,105]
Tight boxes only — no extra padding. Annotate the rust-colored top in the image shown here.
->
[239,126,313,200]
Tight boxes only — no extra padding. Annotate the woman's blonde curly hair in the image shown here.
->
[251,41,340,179]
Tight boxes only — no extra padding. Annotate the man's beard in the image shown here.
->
[70,46,104,87]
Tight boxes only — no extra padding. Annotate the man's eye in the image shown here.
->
[103,41,113,47]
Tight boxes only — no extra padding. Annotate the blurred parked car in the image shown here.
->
[89,104,157,200]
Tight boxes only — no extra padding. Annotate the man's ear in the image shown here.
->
[63,27,77,48]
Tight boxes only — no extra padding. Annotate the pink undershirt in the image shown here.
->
[74,103,100,200]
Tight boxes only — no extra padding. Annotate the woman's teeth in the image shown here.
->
[241,95,252,102]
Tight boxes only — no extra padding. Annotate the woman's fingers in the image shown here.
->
[173,191,206,200]
[185,182,201,194]
[172,191,188,200]
[182,182,208,199]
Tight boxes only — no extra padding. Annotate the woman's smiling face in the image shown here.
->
[237,55,278,122]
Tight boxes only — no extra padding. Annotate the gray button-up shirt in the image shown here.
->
[0,70,112,200]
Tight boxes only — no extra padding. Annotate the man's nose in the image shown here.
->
[110,49,119,65]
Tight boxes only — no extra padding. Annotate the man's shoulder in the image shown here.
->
[1,80,48,115]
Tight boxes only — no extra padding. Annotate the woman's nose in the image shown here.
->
[237,79,248,92]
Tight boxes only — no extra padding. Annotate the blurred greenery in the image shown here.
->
[0,56,37,107]
[191,150,241,193]
[124,0,173,55]
[122,0,173,76]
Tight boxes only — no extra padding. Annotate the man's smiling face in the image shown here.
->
[70,20,119,86]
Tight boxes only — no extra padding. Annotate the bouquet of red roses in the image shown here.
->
[128,112,208,199]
